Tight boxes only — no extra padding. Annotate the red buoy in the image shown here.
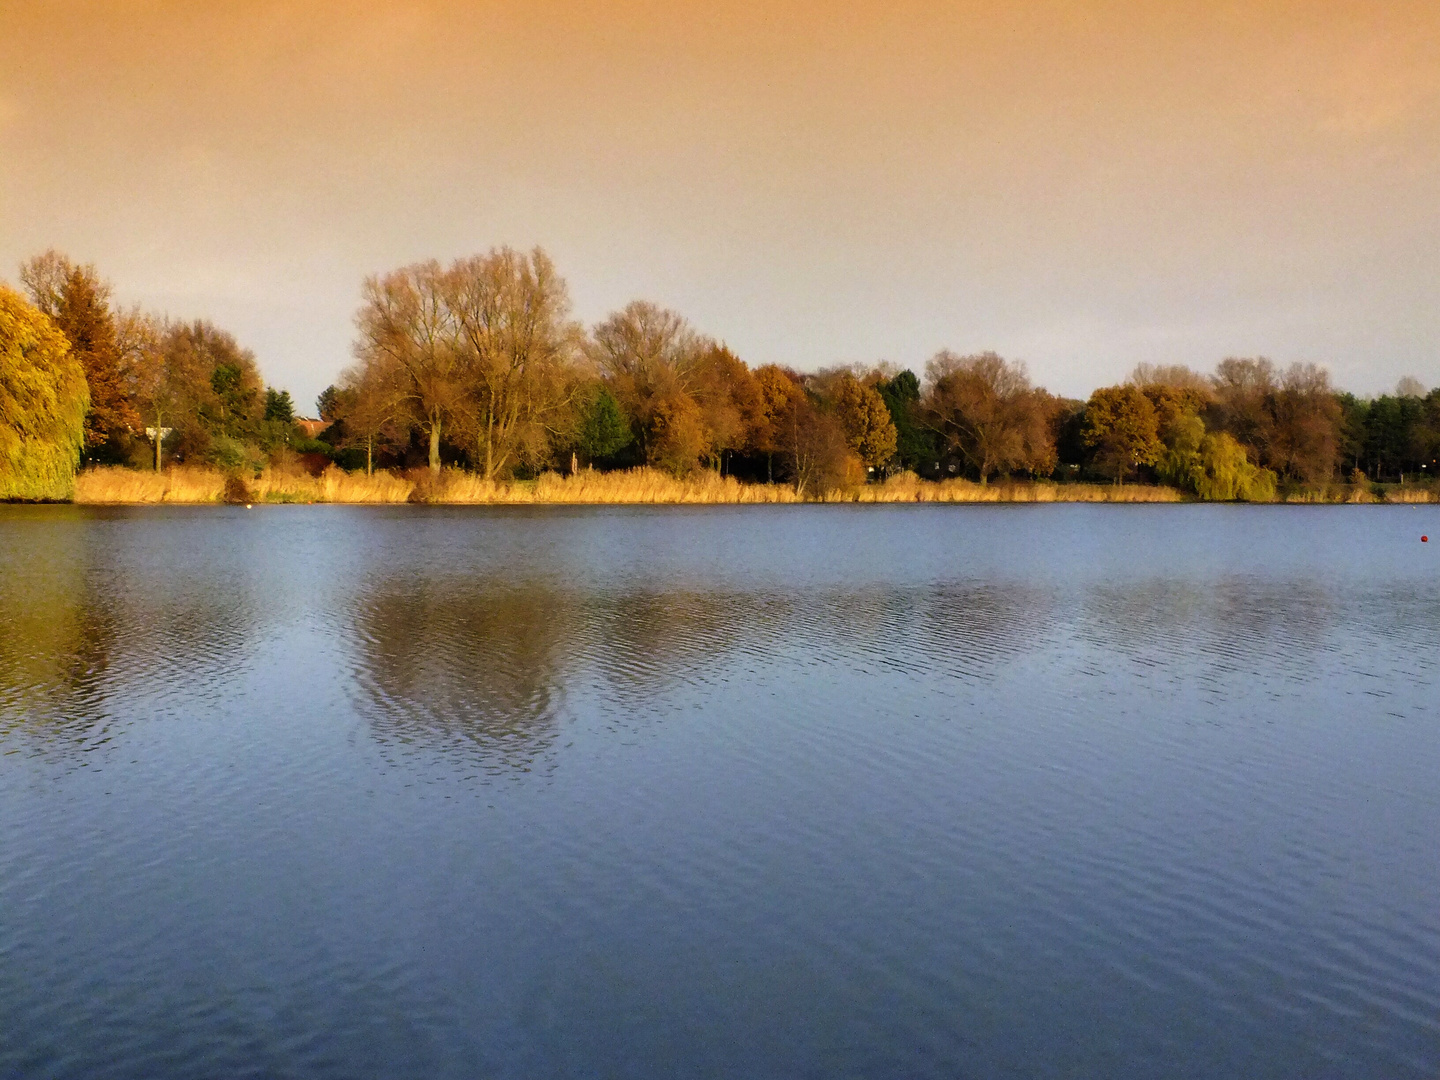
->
[1424,536,1430,543]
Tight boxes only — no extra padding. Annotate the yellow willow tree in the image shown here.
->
[355,261,462,473]
[0,286,89,499]
[445,248,580,479]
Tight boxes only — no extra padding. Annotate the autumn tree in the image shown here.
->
[874,369,936,473]
[445,247,580,478]
[648,390,711,475]
[1267,363,1340,483]
[159,321,265,465]
[0,286,89,499]
[1082,385,1163,483]
[589,301,707,466]
[692,345,764,474]
[923,351,1054,482]
[113,310,175,470]
[20,251,138,453]
[831,373,897,472]
[780,387,851,496]
[752,364,797,483]
[355,261,463,473]
[333,357,409,475]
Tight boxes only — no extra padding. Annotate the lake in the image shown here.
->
[1,504,1437,1078]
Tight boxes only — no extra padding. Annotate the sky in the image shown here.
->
[2,0,1438,412]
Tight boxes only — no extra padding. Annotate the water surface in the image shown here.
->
[1,504,1437,1078]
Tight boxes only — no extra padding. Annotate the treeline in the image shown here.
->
[1,252,310,498]
[3,245,1439,501]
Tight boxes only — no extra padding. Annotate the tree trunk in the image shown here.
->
[366,434,373,477]
[429,419,441,474]
[485,411,494,479]
[154,429,162,472]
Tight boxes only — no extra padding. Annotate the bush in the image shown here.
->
[222,473,252,504]
[208,434,248,470]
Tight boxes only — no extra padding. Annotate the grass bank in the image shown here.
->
[72,465,1206,505]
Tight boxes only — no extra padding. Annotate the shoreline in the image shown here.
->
[58,465,1438,506]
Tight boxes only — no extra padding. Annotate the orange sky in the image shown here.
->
[3,0,1438,408]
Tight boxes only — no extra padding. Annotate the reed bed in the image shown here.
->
[75,465,415,504]
[1383,486,1438,504]
[1277,483,1439,504]
[851,474,1184,503]
[417,468,802,504]
[75,465,225,503]
[74,464,1198,505]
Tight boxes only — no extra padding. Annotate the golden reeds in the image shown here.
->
[73,464,1201,505]
[74,465,224,503]
[851,473,1184,503]
[1384,485,1438,504]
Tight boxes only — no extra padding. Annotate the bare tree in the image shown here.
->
[1210,358,1340,483]
[117,312,179,470]
[355,261,463,473]
[1270,362,1340,483]
[1127,363,1212,395]
[444,248,580,479]
[335,356,408,475]
[1396,375,1426,398]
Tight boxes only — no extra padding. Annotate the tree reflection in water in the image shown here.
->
[348,571,1052,773]
[351,578,577,773]
[0,526,117,754]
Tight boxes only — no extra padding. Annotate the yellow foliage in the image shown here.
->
[0,286,89,500]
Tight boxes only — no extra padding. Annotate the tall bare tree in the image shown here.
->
[114,310,173,470]
[444,248,579,479]
[355,261,462,473]
[1270,362,1340,483]
[334,356,408,476]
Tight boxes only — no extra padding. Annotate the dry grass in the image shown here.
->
[74,464,1196,505]
[75,464,415,504]
[412,467,802,504]
[852,473,1185,503]
[1277,482,1440,504]
[1384,485,1438,504]
[74,465,225,503]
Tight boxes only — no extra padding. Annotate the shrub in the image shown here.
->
[222,473,252,504]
